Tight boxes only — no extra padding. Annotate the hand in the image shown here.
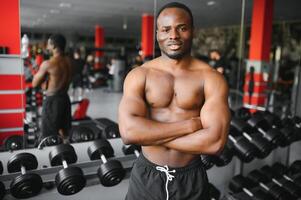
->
[189,117,203,132]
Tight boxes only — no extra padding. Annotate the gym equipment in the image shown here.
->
[247,169,295,200]
[208,183,221,200]
[72,99,90,120]
[88,139,125,186]
[289,160,301,176]
[38,135,63,149]
[49,144,86,195]
[70,126,95,143]
[95,118,120,139]
[255,111,297,144]
[247,114,285,146]
[0,161,3,174]
[271,163,301,187]
[122,144,141,158]
[0,181,5,200]
[200,155,214,170]
[234,107,252,121]
[231,118,273,158]
[212,143,233,167]
[4,135,23,151]
[229,174,275,200]
[7,153,43,199]
[228,126,257,163]
[260,165,301,197]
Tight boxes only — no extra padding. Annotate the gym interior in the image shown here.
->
[1,0,301,199]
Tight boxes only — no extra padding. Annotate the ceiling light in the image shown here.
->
[42,14,47,18]
[50,9,60,14]
[207,1,216,6]
[59,2,72,8]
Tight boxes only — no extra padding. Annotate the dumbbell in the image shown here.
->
[289,160,301,176]
[200,155,215,170]
[38,135,63,149]
[212,143,233,167]
[228,126,257,162]
[122,144,141,158]
[247,114,285,146]
[88,139,125,186]
[234,107,252,121]
[260,164,301,197]
[3,135,23,151]
[231,118,273,158]
[49,144,86,195]
[272,162,301,190]
[255,111,297,144]
[229,174,275,200]
[208,182,221,200]
[247,169,296,200]
[96,118,120,139]
[70,126,95,143]
[7,153,43,199]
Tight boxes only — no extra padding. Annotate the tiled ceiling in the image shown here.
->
[20,0,301,38]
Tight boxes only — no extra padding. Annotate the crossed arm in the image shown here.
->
[118,67,230,155]
[32,61,49,88]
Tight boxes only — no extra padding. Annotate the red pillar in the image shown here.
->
[0,0,24,145]
[141,14,154,59]
[243,0,274,111]
[94,25,104,70]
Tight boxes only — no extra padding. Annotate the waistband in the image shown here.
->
[46,90,68,97]
[136,153,204,174]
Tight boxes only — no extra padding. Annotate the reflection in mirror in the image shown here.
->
[18,0,154,150]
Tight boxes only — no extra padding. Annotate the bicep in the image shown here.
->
[201,74,230,139]
[118,68,148,125]
[32,62,48,86]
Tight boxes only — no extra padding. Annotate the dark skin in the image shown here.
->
[32,38,72,138]
[119,7,230,167]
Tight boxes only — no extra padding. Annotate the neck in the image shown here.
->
[53,50,63,57]
[160,53,192,69]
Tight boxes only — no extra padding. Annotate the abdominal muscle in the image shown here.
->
[142,107,201,167]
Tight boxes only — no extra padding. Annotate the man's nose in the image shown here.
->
[169,28,180,40]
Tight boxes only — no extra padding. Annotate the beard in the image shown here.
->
[160,39,192,60]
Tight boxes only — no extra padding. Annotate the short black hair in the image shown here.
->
[49,34,66,52]
[156,2,194,27]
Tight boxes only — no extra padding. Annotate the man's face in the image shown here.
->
[156,8,193,59]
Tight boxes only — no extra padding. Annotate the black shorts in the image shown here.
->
[125,153,209,200]
[41,92,71,139]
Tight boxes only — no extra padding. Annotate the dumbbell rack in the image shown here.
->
[0,138,136,200]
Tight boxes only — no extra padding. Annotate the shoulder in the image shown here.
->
[40,60,51,70]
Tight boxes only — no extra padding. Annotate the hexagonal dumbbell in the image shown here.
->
[231,118,273,159]
[122,144,141,158]
[88,139,125,187]
[69,126,95,143]
[3,135,23,151]
[49,144,86,195]
[7,153,43,199]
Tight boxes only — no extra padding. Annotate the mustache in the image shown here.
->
[167,41,182,46]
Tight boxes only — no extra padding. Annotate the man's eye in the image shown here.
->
[179,27,187,31]
[162,29,169,33]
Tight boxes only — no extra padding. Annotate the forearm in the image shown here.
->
[32,74,44,87]
[162,128,226,155]
[120,116,195,146]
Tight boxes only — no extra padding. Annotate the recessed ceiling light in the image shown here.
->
[50,9,60,14]
[59,2,72,8]
[207,1,216,6]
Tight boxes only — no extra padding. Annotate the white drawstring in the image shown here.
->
[156,165,176,200]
